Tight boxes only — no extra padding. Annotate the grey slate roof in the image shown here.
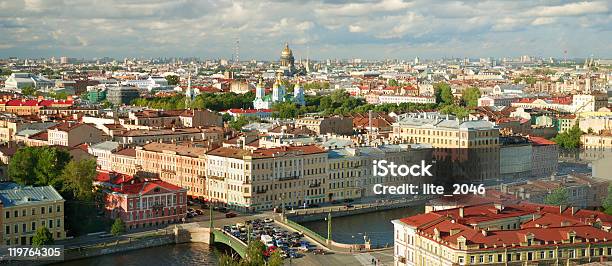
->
[0,183,64,207]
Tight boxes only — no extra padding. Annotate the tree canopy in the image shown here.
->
[552,124,583,150]
[111,218,126,236]
[434,82,453,104]
[9,146,71,188]
[544,188,569,206]
[165,75,180,86]
[61,159,97,201]
[461,87,481,107]
[32,227,54,247]
[439,104,470,119]
[603,184,612,215]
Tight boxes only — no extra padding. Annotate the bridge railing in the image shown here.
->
[212,229,247,258]
[283,218,328,245]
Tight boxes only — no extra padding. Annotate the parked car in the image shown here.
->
[263,218,273,223]
[313,249,327,255]
[225,212,238,218]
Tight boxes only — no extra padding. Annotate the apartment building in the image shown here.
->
[88,141,120,171]
[0,183,65,246]
[111,127,223,145]
[295,116,354,135]
[581,134,612,150]
[126,109,222,128]
[499,136,532,180]
[205,145,328,211]
[136,142,209,197]
[393,202,612,266]
[101,177,187,230]
[111,148,137,175]
[500,174,608,208]
[47,122,108,147]
[391,113,500,148]
[529,136,558,178]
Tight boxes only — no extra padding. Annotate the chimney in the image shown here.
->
[459,207,464,218]
[481,229,488,236]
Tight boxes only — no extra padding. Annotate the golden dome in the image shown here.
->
[281,42,293,57]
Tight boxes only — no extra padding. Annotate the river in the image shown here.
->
[54,243,218,266]
[300,205,424,248]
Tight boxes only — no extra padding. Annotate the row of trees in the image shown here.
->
[132,92,256,112]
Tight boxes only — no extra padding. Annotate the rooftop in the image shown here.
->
[0,183,64,207]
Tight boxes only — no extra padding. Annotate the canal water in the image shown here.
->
[54,243,218,266]
[300,205,425,247]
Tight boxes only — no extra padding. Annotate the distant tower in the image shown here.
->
[272,74,285,102]
[414,56,419,65]
[234,37,240,65]
[185,73,194,107]
[255,76,265,99]
[293,80,305,106]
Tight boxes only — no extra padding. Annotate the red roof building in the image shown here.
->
[100,173,187,230]
[393,202,612,265]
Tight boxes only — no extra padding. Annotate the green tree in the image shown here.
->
[439,104,470,119]
[434,82,453,104]
[32,227,54,247]
[461,87,481,107]
[111,218,126,236]
[544,188,569,206]
[388,79,399,87]
[552,124,583,149]
[61,159,97,201]
[603,184,612,215]
[267,249,284,266]
[272,102,301,119]
[21,86,36,96]
[218,253,242,266]
[229,116,251,131]
[165,75,180,85]
[244,240,266,265]
[524,77,537,85]
[9,146,71,188]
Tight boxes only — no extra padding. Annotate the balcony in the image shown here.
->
[309,182,321,188]
[208,175,225,181]
[279,175,299,181]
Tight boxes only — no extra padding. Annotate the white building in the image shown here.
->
[3,73,54,91]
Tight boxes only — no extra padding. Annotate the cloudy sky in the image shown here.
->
[0,0,610,60]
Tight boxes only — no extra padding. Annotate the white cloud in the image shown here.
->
[528,1,608,17]
[315,0,413,17]
[348,25,365,33]
[532,17,556,26]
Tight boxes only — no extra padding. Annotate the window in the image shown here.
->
[49,220,53,229]
[5,225,9,235]
[41,207,45,214]
[479,255,484,263]
[13,210,18,218]
[31,222,36,231]
[549,250,554,258]
[22,210,26,217]
[5,211,8,219]
[22,224,26,233]
[488,255,493,262]
[498,254,503,262]
[569,250,575,258]
[56,205,60,212]
[540,251,545,259]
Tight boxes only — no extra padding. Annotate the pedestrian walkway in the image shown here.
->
[354,253,376,265]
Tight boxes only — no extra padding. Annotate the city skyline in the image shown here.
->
[0,0,610,60]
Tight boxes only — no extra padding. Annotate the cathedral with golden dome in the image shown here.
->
[279,42,296,76]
